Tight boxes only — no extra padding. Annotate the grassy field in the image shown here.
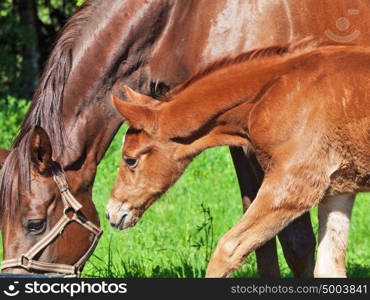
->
[1,125,369,277]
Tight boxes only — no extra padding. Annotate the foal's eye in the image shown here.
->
[26,219,46,234]
[124,157,138,168]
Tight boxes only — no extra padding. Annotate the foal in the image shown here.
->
[106,43,370,277]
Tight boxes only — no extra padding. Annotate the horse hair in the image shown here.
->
[0,0,96,221]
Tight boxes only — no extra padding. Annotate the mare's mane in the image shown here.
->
[0,0,96,220]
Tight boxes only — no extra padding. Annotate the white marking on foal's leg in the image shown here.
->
[314,194,355,278]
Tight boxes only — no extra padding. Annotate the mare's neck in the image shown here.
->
[56,0,175,179]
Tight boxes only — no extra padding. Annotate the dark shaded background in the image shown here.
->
[0,0,81,100]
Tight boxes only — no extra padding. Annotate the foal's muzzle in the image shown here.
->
[105,200,135,230]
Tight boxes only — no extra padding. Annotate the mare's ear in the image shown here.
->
[123,85,158,105]
[29,126,54,174]
[112,95,158,134]
[0,148,10,169]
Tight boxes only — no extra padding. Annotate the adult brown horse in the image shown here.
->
[109,42,370,277]
[1,0,370,276]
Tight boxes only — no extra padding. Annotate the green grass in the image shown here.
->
[1,125,369,277]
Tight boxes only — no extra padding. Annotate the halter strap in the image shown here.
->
[1,169,103,277]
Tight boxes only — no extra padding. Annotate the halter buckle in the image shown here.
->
[20,255,31,270]
[59,186,69,193]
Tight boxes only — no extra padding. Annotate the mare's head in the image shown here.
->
[0,127,100,275]
[106,86,246,229]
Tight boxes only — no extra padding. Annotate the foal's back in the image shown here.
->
[249,46,370,194]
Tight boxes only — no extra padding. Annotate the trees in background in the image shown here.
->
[0,0,81,99]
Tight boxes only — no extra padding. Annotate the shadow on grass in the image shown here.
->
[347,263,370,278]
[83,256,205,278]
[83,253,261,278]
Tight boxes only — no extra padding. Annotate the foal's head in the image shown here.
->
[0,127,99,275]
[106,86,246,229]
[106,90,191,229]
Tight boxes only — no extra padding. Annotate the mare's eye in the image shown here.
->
[124,157,138,168]
[26,219,46,234]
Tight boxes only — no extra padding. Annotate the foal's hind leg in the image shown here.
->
[205,168,325,278]
[230,147,315,277]
[314,194,355,278]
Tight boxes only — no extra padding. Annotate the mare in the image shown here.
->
[108,42,370,277]
[2,0,370,276]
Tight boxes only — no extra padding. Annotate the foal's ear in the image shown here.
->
[29,126,53,174]
[0,148,10,169]
[112,95,157,133]
[123,85,158,105]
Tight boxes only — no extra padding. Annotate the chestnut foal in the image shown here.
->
[107,43,369,277]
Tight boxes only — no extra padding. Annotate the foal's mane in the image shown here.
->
[166,38,319,99]
[0,0,96,220]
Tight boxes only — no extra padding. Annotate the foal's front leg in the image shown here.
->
[230,147,315,278]
[206,172,325,278]
[229,147,280,278]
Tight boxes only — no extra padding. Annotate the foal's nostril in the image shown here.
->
[117,213,128,228]
[105,210,110,220]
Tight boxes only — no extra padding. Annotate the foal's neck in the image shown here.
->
[164,49,322,157]
[162,51,312,140]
